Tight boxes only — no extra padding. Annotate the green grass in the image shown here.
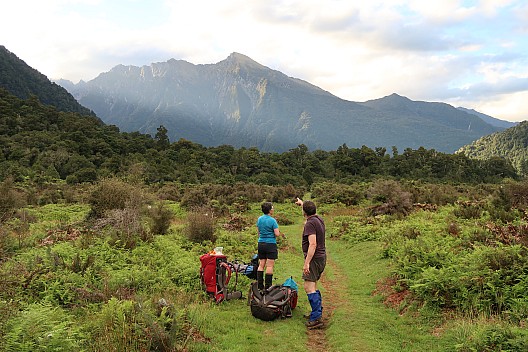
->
[185,203,461,352]
[2,201,497,351]
[325,239,458,351]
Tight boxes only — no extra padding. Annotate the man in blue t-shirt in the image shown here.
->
[256,202,284,291]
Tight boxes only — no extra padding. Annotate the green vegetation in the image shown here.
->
[458,120,528,176]
[0,89,518,186]
[0,45,94,116]
[1,177,528,351]
[2,79,528,351]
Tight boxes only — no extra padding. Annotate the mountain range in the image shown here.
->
[0,46,515,153]
[58,52,509,153]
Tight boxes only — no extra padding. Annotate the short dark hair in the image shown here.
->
[303,201,316,216]
[261,202,273,214]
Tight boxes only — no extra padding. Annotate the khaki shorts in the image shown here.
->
[302,255,326,282]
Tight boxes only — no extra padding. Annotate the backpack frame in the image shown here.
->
[248,281,298,321]
[200,252,242,303]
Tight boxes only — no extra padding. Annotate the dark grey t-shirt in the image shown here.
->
[302,215,326,258]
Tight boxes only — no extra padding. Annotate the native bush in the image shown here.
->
[367,179,413,216]
[329,215,383,244]
[148,202,174,235]
[0,176,26,222]
[184,206,216,243]
[455,323,528,352]
[88,177,146,219]
[311,181,364,206]
[3,303,85,351]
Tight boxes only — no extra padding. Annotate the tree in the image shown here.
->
[155,125,170,150]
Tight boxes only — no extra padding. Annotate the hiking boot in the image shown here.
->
[305,318,324,329]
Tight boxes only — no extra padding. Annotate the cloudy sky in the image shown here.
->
[2,0,528,122]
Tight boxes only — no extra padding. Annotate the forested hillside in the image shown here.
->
[458,121,528,176]
[0,46,95,117]
[0,88,518,185]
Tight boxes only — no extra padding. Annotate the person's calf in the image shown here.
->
[257,270,264,291]
[265,274,273,290]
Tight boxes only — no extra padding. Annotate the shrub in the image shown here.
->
[0,177,26,222]
[87,297,188,352]
[504,180,528,209]
[455,324,528,352]
[273,212,294,226]
[88,178,145,219]
[0,225,9,259]
[408,182,460,206]
[367,180,413,216]
[329,215,383,243]
[87,298,154,351]
[453,201,483,219]
[106,208,150,248]
[184,207,216,243]
[156,183,183,201]
[311,182,364,206]
[180,186,211,209]
[148,202,174,235]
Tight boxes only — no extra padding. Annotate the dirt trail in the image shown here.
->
[305,253,348,351]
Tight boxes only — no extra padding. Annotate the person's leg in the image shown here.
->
[265,259,275,290]
[257,258,266,290]
[258,258,267,271]
[265,259,275,275]
[304,279,316,294]
[303,257,325,328]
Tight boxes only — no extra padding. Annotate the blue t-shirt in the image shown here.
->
[257,214,279,244]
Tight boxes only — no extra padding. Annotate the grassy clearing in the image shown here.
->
[185,209,309,352]
[3,200,510,351]
[186,203,462,352]
[325,239,458,351]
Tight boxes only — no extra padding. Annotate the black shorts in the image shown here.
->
[302,255,326,282]
[257,242,278,260]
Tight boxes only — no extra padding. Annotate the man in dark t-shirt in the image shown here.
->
[295,197,326,329]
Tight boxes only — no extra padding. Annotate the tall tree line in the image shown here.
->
[0,88,517,186]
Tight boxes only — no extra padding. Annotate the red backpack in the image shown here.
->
[200,252,242,303]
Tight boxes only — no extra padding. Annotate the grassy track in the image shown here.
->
[186,208,456,351]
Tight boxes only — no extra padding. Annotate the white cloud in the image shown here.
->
[1,0,527,121]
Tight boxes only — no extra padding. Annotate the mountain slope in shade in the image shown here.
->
[457,107,518,129]
[62,52,502,153]
[457,121,528,175]
[0,45,95,117]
